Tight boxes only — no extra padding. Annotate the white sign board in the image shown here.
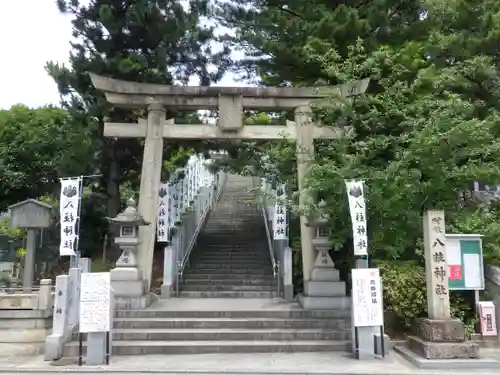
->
[352,268,384,327]
[79,272,111,333]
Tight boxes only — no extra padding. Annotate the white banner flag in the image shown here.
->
[273,183,287,240]
[59,177,82,256]
[157,183,169,242]
[345,180,368,256]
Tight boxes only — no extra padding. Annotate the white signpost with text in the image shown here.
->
[351,268,385,359]
[79,272,112,366]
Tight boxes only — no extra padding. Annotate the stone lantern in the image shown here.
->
[298,199,349,310]
[106,198,151,308]
[311,199,333,254]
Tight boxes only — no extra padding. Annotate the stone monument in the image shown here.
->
[298,200,350,309]
[397,210,480,364]
[106,198,154,309]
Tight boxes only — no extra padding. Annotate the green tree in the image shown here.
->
[0,105,92,211]
[217,0,427,86]
[47,0,231,218]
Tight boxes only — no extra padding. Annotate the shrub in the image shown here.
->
[378,261,427,333]
[378,260,476,337]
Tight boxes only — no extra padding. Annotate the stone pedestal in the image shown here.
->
[297,250,350,310]
[110,267,153,309]
[406,318,479,359]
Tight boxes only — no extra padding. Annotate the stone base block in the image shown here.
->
[44,333,64,361]
[283,284,294,302]
[311,268,339,282]
[416,318,465,342]
[395,345,500,369]
[407,335,479,359]
[160,283,174,299]
[297,294,350,310]
[114,293,156,310]
[374,333,390,356]
[304,281,346,297]
[110,267,143,282]
[111,279,146,297]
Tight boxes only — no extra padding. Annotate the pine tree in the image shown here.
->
[217,0,426,86]
[47,0,230,217]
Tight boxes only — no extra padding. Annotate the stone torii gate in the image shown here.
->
[90,73,369,289]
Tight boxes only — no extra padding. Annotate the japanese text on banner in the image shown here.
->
[273,183,287,240]
[345,180,368,256]
[59,177,82,256]
[157,183,169,242]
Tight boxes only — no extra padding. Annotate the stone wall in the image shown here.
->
[0,279,54,355]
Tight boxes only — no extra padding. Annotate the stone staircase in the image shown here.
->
[180,175,275,298]
[65,301,351,355]
[63,174,352,356]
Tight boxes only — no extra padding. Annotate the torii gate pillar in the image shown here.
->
[295,106,316,282]
[137,104,166,285]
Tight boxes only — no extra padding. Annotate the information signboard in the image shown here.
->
[79,272,111,333]
[351,268,384,327]
[445,234,484,291]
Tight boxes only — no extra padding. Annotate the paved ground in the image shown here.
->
[1,350,500,375]
[2,300,499,374]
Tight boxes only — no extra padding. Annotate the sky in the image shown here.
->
[0,0,242,110]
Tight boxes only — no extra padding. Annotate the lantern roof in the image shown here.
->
[106,198,150,226]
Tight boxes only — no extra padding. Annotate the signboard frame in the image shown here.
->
[351,268,384,327]
[79,272,111,333]
[445,234,485,291]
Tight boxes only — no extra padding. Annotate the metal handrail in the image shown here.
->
[180,174,227,272]
[175,173,227,296]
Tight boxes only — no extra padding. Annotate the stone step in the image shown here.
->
[193,253,270,258]
[182,278,274,285]
[111,328,351,341]
[114,309,351,319]
[192,256,270,260]
[182,269,273,275]
[182,273,274,280]
[65,340,350,355]
[179,291,275,298]
[198,236,267,242]
[188,263,273,269]
[190,261,271,267]
[181,285,275,291]
[195,247,269,253]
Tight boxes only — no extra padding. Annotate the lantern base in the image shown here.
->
[110,266,152,309]
[298,250,349,310]
[110,267,143,281]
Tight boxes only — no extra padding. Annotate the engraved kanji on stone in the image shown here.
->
[433,252,445,263]
[434,266,446,282]
[433,238,445,247]
[435,284,447,296]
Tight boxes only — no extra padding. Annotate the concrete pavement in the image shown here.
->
[1,350,500,375]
